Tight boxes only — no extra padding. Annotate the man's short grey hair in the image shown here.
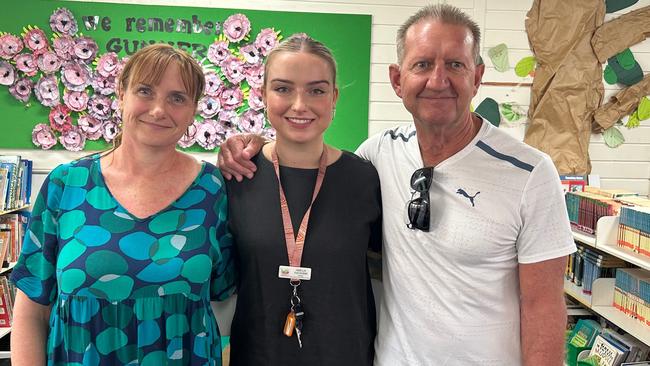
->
[396,3,481,65]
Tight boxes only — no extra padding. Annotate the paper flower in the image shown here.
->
[222,55,245,84]
[49,8,78,36]
[198,95,221,118]
[49,104,72,132]
[59,125,86,151]
[177,119,201,148]
[14,53,38,76]
[238,109,265,134]
[23,27,49,55]
[96,52,119,77]
[73,36,98,63]
[102,118,121,142]
[36,50,62,74]
[216,118,238,141]
[207,40,231,66]
[87,94,113,120]
[9,77,33,102]
[220,86,244,110]
[53,34,75,61]
[247,87,265,111]
[223,14,251,42]
[262,127,276,140]
[0,61,15,86]
[77,114,103,140]
[63,89,89,112]
[0,34,24,60]
[34,75,60,107]
[91,72,116,95]
[254,28,279,57]
[32,123,57,149]
[245,64,264,89]
[218,109,237,123]
[195,119,222,150]
[239,44,261,65]
[61,60,91,91]
[204,71,223,96]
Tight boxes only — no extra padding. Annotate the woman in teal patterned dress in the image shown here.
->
[10,44,235,366]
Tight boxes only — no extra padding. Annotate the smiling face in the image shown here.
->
[118,62,197,149]
[262,51,338,146]
[390,19,484,129]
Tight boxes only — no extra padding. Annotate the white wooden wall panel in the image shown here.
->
[2,0,649,196]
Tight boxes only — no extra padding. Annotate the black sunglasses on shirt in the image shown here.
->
[407,167,433,231]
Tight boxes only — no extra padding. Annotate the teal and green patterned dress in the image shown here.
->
[10,155,236,366]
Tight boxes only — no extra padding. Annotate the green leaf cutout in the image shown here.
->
[515,56,536,77]
[488,43,509,72]
[616,48,636,70]
[625,111,640,128]
[500,103,524,122]
[637,96,650,120]
[603,126,625,148]
[603,65,618,85]
[475,98,500,127]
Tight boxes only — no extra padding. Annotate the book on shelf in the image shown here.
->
[0,212,28,263]
[561,175,588,193]
[614,268,650,328]
[588,333,629,366]
[619,206,650,257]
[0,155,32,211]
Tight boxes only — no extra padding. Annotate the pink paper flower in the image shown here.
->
[218,109,237,123]
[14,53,38,76]
[177,119,201,148]
[63,89,89,112]
[114,57,128,80]
[96,52,119,77]
[49,8,78,36]
[204,71,223,97]
[102,119,121,142]
[222,55,245,84]
[34,75,60,107]
[32,123,57,149]
[207,41,231,66]
[245,64,264,89]
[37,51,62,74]
[49,104,72,132]
[61,61,91,91]
[73,36,98,63]
[0,34,24,60]
[223,14,251,43]
[216,118,239,142]
[262,127,276,140]
[0,61,15,86]
[195,119,223,150]
[9,77,33,102]
[198,96,221,118]
[239,44,261,65]
[23,27,49,55]
[77,114,103,140]
[59,125,86,151]
[247,87,265,111]
[220,87,244,110]
[91,72,116,95]
[238,109,265,134]
[53,35,75,61]
[254,28,279,57]
[88,94,113,120]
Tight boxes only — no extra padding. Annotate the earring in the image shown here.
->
[332,108,336,119]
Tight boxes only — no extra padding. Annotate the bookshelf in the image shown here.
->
[565,215,650,346]
[0,205,30,217]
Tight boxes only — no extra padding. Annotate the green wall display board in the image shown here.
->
[0,1,371,151]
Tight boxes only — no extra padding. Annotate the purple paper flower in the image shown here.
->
[0,34,24,60]
[198,95,221,118]
[96,52,119,77]
[23,27,49,55]
[87,94,113,120]
[49,104,72,132]
[195,119,223,150]
[220,87,244,110]
[222,55,246,84]
[77,114,103,140]
[14,53,38,76]
[63,89,89,112]
[223,14,251,43]
[73,36,98,63]
[207,41,231,66]
[0,61,15,86]
[9,77,33,102]
[34,75,60,107]
[102,119,121,142]
[239,44,261,65]
[32,123,57,149]
[247,87,265,111]
[61,61,91,91]
[245,64,264,89]
[254,28,279,57]
[49,8,78,36]
[91,72,116,95]
[53,35,75,61]
[177,119,201,148]
[238,109,265,134]
[59,125,86,151]
[37,51,62,74]
[204,71,223,97]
